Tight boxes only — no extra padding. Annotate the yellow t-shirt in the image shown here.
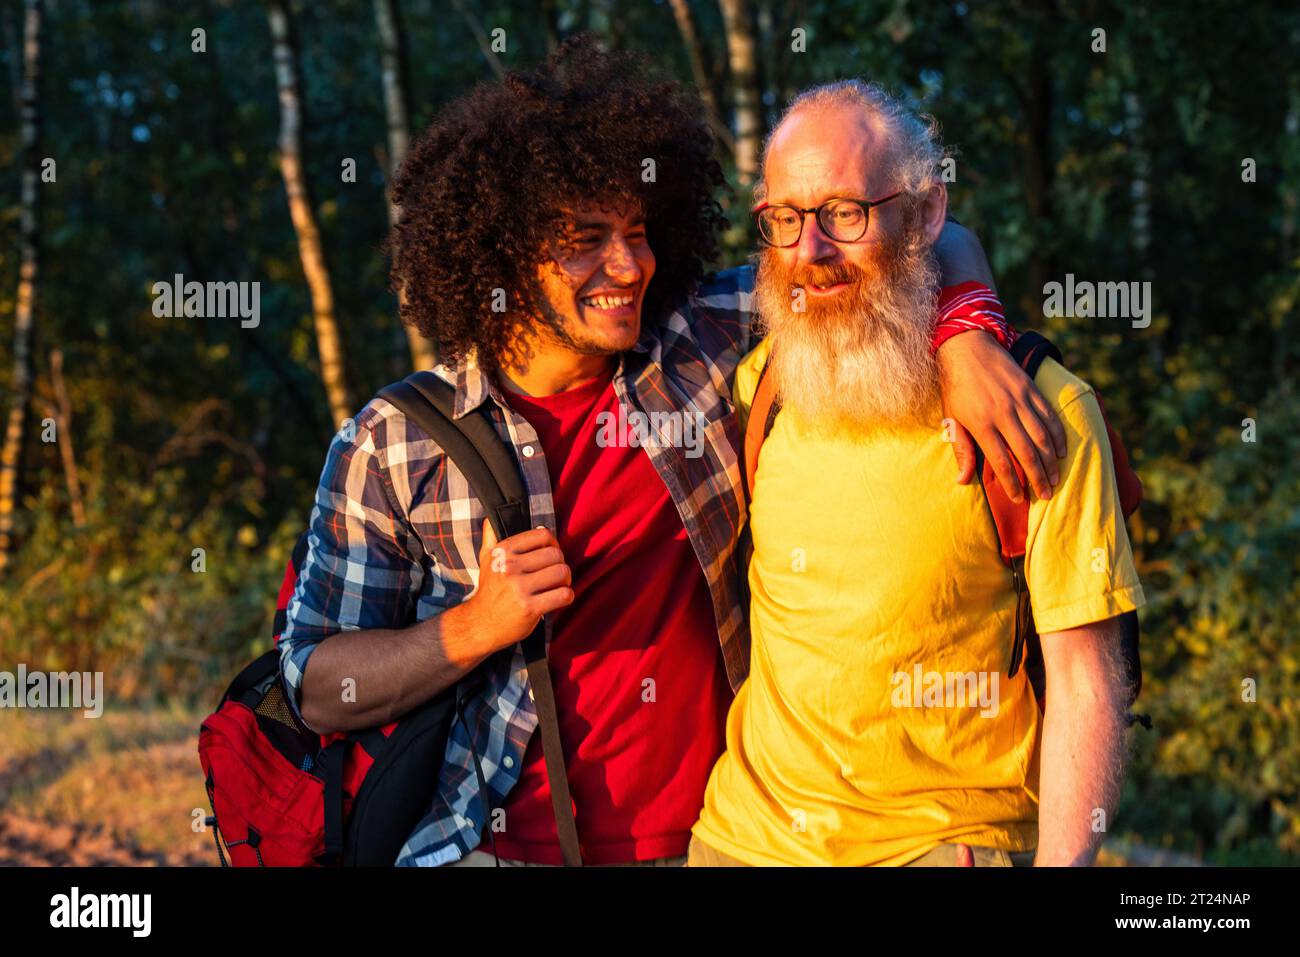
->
[692,338,1146,866]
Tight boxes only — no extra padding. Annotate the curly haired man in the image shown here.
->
[278,36,1064,867]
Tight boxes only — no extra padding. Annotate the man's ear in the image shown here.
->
[920,178,948,245]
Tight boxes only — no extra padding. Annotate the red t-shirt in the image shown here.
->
[493,370,732,864]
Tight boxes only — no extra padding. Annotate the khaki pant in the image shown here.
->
[451,848,686,867]
[687,834,1035,867]
[903,843,1036,867]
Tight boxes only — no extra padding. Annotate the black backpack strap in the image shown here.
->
[755,354,782,441]
[1009,330,1063,378]
[375,372,583,866]
[221,648,285,706]
[319,738,350,863]
[381,373,528,541]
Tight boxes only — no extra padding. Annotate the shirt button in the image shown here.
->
[528,688,535,702]
[503,756,514,769]
[465,819,475,831]
[522,444,536,458]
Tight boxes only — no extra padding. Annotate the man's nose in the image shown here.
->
[795,212,837,266]
[604,235,642,283]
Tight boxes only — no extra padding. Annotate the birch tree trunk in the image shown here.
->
[0,0,43,575]
[540,0,560,53]
[667,0,734,155]
[720,0,762,186]
[36,349,85,529]
[375,0,437,372]
[267,0,354,427]
[451,0,506,79]
[1125,92,1152,269]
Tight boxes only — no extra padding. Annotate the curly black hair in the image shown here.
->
[388,34,726,371]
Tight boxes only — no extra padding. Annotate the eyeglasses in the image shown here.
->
[753,193,903,247]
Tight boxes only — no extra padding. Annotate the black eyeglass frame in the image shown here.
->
[753,193,904,247]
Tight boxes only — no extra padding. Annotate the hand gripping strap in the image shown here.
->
[377,372,583,866]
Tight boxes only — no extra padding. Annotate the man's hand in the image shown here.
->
[463,521,574,651]
[296,521,573,735]
[937,332,1067,503]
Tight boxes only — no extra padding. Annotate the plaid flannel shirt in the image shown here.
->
[280,266,756,866]
[278,265,1011,866]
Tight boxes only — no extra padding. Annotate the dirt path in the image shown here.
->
[0,811,210,866]
[0,731,215,867]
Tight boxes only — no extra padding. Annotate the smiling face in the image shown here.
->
[755,104,945,430]
[763,106,909,300]
[532,203,656,357]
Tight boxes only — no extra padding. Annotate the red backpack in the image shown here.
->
[741,331,1149,726]
[198,372,583,866]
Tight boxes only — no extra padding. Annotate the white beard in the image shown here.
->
[754,235,941,434]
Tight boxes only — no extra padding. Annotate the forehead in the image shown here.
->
[764,106,890,204]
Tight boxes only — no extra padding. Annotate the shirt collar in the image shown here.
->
[448,351,500,420]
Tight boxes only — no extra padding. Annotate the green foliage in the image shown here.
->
[1122,383,1300,860]
[0,474,302,704]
